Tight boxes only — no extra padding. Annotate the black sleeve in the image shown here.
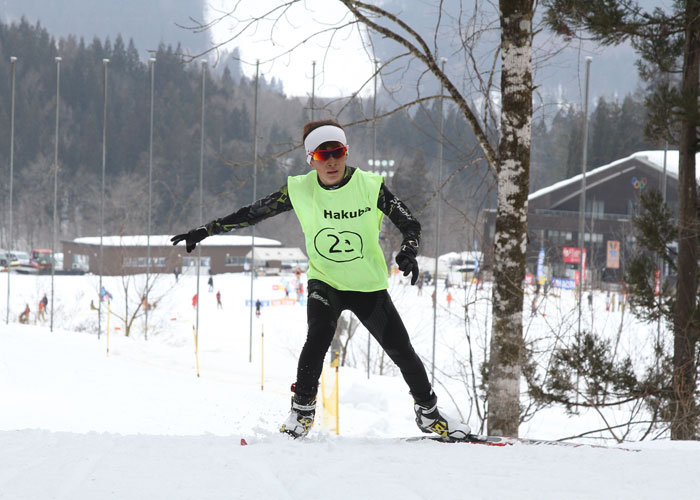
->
[205,184,293,235]
[377,183,422,251]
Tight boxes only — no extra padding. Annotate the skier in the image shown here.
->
[255,299,261,317]
[216,290,223,309]
[38,294,48,321]
[100,286,113,303]
[192,293,198,309]
[171,120,470,441]
[19,304,30,324]
[208,276,214,292]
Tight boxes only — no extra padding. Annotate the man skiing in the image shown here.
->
[171,120,470,441]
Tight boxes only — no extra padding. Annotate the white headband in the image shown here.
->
[304,125,348,165]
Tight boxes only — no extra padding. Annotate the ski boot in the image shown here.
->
[280,393,316,439]
[414,392,471,441]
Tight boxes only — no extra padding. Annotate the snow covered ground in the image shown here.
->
[1,271,699,500]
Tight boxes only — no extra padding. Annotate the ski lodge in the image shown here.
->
[481,151,694,285]
[61,234,307,276]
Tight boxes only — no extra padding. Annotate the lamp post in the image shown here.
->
[367,59,379,379]
[577,57,592,336]
[432,58,447,385]
[195,60,206,376]
[6,56,17,325]
[98,58,109,340]
[310,61,316,121]
[145,57,155,341]
[248,60,260,363]
[50,56,62,333]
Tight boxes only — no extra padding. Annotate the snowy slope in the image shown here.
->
[1,272,699,500]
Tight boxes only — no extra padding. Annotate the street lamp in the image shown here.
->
[577,57,592,335]
[145,57,155,341]
[99,58,109,340]
[6,56,17,325]
[51,56,62,333]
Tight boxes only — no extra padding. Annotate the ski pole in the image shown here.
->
[334,361,339,435]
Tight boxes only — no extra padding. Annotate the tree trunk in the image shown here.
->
[487,0,533,437]
[671,3,700,440]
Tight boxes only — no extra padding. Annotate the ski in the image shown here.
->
[401,434,640,452]
[240,434,640,452]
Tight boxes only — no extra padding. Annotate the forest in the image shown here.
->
[0,18,655,255]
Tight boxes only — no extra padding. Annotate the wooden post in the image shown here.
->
[106,301,111,357]
[192,326,200,377]
[261,325,265,390]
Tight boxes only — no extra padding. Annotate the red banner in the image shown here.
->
[562,246,581,264]
[655,269,661,296]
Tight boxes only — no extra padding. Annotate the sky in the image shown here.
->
[204,0,377,98]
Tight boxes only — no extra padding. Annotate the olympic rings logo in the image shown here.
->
[631,176,647,190]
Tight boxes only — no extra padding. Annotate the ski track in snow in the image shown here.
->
[1,272,699,500]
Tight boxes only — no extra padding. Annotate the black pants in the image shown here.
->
[294,279,432,403]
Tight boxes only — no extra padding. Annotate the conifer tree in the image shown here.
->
[544,0,700,440]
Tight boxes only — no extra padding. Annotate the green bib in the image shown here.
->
[288,168,388,291]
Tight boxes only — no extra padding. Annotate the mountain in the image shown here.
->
[0,0,211,58]
[369,0,666,106]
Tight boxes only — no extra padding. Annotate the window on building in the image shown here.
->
[72,254,90,271]
[182,256,211,268]
[586,199,605,218]
[225,255,247,266]
[546,230,573,244]
[123,257,167,267]
[584,233,604,244]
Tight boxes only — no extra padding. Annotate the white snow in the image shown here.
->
[1,271,699,500]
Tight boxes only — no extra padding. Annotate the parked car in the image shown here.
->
[0,250,19,271]
[11,250,30,266]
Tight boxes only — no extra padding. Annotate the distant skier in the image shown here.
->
[19,304,30,324]
[255,299,261,317]
[99,286,113,303]
[38,294,48,321]
[192,293,198,309]
[208,276,214,292]
[171,119,470,441]
[216,290,223,309]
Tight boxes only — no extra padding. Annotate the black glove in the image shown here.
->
[170,227,208,253]
[395,240,419,285]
